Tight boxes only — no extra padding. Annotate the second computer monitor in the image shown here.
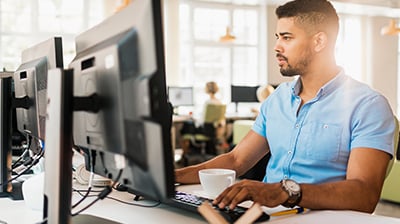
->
[13,37,63,153]
[231,85,259,103]
[168,86,194,109]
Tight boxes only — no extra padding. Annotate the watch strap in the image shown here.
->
[282,190,302,208]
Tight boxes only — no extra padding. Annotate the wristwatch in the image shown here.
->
[281,179,302,208]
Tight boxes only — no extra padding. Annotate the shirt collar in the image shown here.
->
[290,68,347,98]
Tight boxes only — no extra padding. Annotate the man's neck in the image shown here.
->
[298,64,340,103]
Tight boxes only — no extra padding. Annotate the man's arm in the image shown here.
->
[175,130,269,184]
[214,147,391,213]
[299,147,391,213]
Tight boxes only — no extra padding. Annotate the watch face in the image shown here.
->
[286,179,300,192]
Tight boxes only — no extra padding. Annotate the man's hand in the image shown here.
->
[212,179,287,210]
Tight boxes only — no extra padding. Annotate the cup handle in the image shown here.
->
[227,176,234,186]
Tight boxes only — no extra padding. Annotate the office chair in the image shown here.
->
[381,116,400,203]
[230,119,270,180]
[232,120,254,145]
[181,104,227,166]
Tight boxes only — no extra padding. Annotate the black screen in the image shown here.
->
[231,85,260,103]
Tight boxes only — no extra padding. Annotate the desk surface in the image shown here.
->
[1,183,400,224]
[173,112,256,123]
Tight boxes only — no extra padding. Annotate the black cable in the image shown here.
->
[71,169,123,217]
[71,144,97,209]
[71,187,111,216]
[73,188,103,194]
[11,146,30,169]
[0,150,44,186]
[11,133,32,169]
[0,132,44,187]
[72,187,92,209]
[11,138,44,175]
[106,196,161,208]
[71,196,102,217]
[73,188,161,208]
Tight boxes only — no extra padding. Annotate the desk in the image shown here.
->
[225,112,256,122]
[1,183,400,224]
[173,113,256,123]
[172,113,256,150]
[173,114,193,123]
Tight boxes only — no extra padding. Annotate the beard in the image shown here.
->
[278,47,313,77]
[280,63,300,77]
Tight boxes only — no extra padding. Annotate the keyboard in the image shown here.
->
[167,191,270,223]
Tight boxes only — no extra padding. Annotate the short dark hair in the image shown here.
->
[275,0,339,38]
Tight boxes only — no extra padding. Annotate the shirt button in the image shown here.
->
[288,151,292,154]
[284,175,288,179]
[295,124,299,128]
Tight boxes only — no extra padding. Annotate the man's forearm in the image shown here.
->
[299,179,382,213]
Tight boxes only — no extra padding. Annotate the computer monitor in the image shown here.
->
[231,85,259,103]
[70,0,173,201]
[168,86,194,107]
[0,38,63,201]
[44,2,173,222]
[13,37,63,154]
[231,85,260,112]
[0,77,14,199]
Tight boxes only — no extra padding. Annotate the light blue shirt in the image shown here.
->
[252,70,395,184]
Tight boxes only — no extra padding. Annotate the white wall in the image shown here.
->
[162,0,180,86]
[266,5,294,86]
[366,16,398,115]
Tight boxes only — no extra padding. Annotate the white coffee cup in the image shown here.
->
[199,168,236,198]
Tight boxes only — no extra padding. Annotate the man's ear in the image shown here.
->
[313,32,327,52]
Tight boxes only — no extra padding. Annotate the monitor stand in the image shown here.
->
[0,182,24,200]
[43,68,120,224]
[0,76,24,201]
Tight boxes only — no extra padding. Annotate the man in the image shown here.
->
[175,0,395,213]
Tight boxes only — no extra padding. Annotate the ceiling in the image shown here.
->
[194,0,400,8]
[333,0,400,8]
[191,0,400,17]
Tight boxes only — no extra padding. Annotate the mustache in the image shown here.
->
[276,53,288,61]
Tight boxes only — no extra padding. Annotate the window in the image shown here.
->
[336,14,363,81]
[0,0,110,71]
[178,1,265,110]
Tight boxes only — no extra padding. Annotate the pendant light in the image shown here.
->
[381,19,400,36]
[115,0,131,12]
[219,26,236,42]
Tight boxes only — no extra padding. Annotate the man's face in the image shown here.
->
[274,17,315,77]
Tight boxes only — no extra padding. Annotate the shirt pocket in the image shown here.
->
[297,122,342,161]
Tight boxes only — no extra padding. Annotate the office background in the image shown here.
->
[0,0,399,116]
[164,0,400,116]
[0,0,399,221]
